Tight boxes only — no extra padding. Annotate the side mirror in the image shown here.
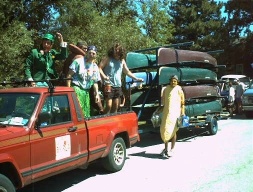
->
[36,112,52,128]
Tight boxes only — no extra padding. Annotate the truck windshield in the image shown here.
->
[0,93,40,126]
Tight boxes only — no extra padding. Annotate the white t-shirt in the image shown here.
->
[228,86,235,103]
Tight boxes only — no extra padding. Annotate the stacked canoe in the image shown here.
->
[125,47,222,120]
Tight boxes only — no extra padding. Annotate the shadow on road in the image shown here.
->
[135,128,209,148]
[128,151,171,160]
[129,128,210,159]
[17,162,109,192]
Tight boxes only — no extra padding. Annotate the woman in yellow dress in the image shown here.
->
[160,75,185,158]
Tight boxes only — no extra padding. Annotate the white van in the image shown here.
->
[220,74,250,89]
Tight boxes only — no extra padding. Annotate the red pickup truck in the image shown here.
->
[0,84,139,192]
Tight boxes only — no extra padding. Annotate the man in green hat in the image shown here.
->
[24,32,68,87]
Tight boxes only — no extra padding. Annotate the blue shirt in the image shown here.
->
[69,57,101,89]
[103,58,123,87]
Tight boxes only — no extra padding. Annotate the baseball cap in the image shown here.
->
[42,33,54,42]
[88,45,97,52]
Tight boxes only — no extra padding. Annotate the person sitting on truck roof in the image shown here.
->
[99,42,143,114]
[67,45,101,117]
[160,75,185,158]
[24,33,68,87]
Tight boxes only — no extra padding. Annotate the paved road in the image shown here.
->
[18,115,253,192]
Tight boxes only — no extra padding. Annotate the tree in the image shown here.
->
[0,1,33,80]
[223,0,253,77]
[169,0,225,51]
[56,0,156,60]
[225,0,253,38]
[137,0,175,45]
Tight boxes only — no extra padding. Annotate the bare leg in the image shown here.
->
[104,98,112,114]
[170,133,177,151]
[110,98,120,113]
[164,142,168,151]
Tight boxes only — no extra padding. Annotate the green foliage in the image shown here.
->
[138,0,175,45]
[225,0,253,38]
[169,0,225,51]
[0,21,33,80]
[56,0,157,61]
[0,0,34,81]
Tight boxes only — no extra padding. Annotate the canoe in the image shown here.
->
[126,52,156,69]
[182,85,220,100]
[129,88,160,106]
[185,100,222,117]
[126,48,217,70]
[159,67,217,85]
[157,48,217,67]
[125,71,157,89]
[133,99,222,121]
[151,100,222,127]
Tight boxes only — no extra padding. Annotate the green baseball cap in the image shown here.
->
[42,33,54,42]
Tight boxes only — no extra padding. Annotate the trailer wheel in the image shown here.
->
[207,117,218,135]
[102,137,126,172]
[0,174,15,192]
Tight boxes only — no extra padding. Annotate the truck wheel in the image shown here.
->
[0,174,15,192]
[102,137,126,172]
[207,117,218,135]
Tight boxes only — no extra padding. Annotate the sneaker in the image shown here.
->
[160,149,166,156]
[160,149,169,159]
[162,152,169,159]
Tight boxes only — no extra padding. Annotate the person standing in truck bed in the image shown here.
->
[99,42,143,114]
[67,45,101,117]
[62,41,88,79]
[24,33,68,87]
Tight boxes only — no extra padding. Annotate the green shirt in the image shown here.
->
[24,47,68,81]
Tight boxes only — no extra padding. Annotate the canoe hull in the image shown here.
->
[126,48,217,70]
[159,67,217,85]
[158,48,217,67]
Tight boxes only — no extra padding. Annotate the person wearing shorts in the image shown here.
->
[99,42,143,114]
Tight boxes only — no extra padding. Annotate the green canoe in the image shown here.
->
[159,67,217,85]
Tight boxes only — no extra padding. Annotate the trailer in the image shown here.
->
[124,43,224,135]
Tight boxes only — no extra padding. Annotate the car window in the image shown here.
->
[40,95,71,127]
[0,93,39,126]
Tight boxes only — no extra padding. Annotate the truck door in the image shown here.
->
[30,94,85,180]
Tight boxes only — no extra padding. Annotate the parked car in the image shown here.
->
[242,82,253,118]
[220,74,250,89]
[219,75,250,109]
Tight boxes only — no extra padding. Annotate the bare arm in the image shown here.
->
[122,59,143,82]
[180,88,185,115]
[66,69,74,87]
[98,57,110,81]
[93,83,99,102]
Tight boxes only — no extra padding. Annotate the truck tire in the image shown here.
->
[102,137,126,172]
[207,116,218,135]
[0,174,15,192]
